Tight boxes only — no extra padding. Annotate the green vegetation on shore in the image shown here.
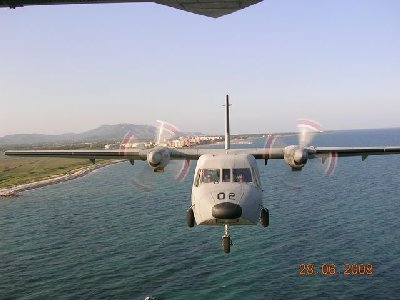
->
[0,156,100,189]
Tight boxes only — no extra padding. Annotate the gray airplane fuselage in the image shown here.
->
[191,153,263,226]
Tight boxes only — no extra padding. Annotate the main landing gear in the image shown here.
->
[260,207,269,227]
[187,207,195,228]
[222,224,232,254]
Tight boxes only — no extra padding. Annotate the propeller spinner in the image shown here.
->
[283,119,322,171]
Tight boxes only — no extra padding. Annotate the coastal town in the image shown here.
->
[105,135,225,150]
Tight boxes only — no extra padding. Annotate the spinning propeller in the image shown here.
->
[266,119,337,175]
[121,120,191,192]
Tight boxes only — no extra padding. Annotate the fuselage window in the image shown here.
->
[222,169,231,182]
[233,168,252,183]
[199,168,220,184]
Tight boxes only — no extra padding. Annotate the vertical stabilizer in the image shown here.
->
[224,95,231,150]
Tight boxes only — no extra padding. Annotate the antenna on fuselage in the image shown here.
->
[224,94,231,150]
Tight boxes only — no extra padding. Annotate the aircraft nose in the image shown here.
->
[212,202,242,219]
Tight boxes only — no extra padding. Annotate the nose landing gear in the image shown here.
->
[222,224,232,253]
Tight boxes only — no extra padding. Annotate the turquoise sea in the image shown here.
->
[1,128,400,299]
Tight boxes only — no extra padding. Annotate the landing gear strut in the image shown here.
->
[187,207,195,227]
[222,224,232,253]
[260,207,269,227]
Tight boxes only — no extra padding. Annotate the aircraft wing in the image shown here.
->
[4,149,148,160]
[5,146,400,161]
[170,148,285,159]
[0,0,263,18]
[311,146,400,159]
[3,147,284,160]
[171,146,400,160]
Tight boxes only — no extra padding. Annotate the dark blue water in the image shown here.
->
[1,129,400,299]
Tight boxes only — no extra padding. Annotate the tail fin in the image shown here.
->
[224,95,231,150]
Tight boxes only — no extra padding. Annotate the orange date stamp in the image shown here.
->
[299,263,374,276]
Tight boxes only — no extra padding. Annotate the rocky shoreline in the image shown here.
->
[0,160,123,198]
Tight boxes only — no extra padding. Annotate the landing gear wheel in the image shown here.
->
[186,208,195,227]
[261,208,269,227]
[222,224,231,253]
[222,236,230,253]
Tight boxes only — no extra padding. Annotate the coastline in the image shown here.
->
[0,160,123,198]
[0,138,258,198]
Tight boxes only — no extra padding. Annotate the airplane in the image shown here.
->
[5,95,400,253]
[0,0,262,18]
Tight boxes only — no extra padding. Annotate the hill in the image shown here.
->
[0,124,157,146]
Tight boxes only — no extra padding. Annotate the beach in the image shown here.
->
[0,160,123,198]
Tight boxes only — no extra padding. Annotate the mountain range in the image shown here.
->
[0,124,197,145]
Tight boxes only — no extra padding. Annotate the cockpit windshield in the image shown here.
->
[196,169,220,185]
[222,169,230,182]
[194,167,254,186]
[233,168,252,183]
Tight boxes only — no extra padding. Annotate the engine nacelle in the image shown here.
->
[284,145,308,170]
[147,147,171,172]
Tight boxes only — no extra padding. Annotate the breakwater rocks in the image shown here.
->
[0,160,123,198]
[0,191,19,197]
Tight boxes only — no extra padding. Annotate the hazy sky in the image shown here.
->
[1,0,399,136]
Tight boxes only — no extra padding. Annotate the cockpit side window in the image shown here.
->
[251,167,261,187]
[222,169,230,182]
[197,168,220,184]
[233,168,252,183]
[194,170,201,187]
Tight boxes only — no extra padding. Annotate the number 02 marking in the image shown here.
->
[217,192,235,200]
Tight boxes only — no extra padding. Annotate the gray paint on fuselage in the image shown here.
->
[191,153,263,226]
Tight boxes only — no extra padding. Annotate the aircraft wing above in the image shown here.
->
[5,146,400,161]
[0,0,263,18]
[3,148,284,160]
[311,146,400,158]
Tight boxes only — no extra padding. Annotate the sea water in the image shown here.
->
[1,129,400,299]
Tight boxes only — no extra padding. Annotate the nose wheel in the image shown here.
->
[222,224,232,253]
